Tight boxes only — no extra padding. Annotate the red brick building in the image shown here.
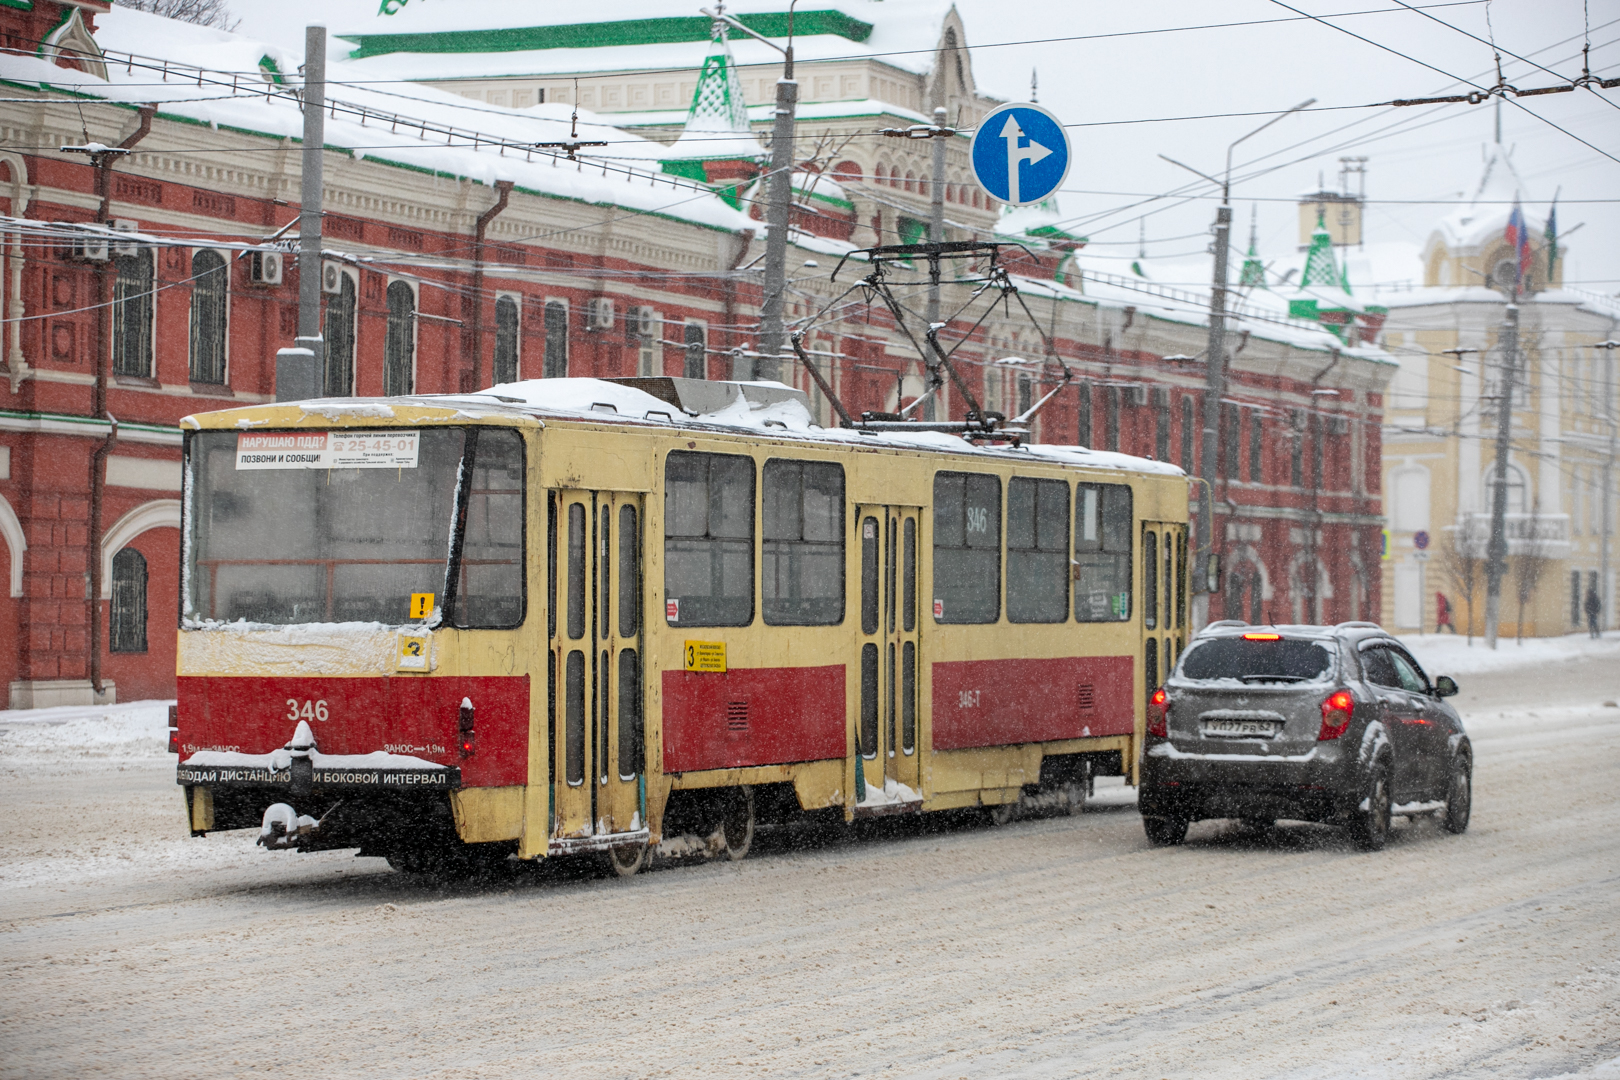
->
[0,2,1392,706]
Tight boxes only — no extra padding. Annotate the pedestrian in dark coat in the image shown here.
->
[1585,585,1603,639]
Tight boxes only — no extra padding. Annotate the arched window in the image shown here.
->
[492,295,519,384]
[1484,463,1527,515]
[905,171,917,193]
[112,247,154,377]
[543,300,568,379]
[188,249,228,384]
[683,320,706,380]
[109,547,147,654]
[832,160,863,184]
[384,279,415,396]
[323,271,356,396]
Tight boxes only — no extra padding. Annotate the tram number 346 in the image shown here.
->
[286,699,330,722]
[958,689,982,709]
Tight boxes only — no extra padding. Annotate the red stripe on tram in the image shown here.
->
[931,656,1135,750]
[662,665,846,773]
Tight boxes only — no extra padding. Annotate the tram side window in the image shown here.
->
[933,471,1000,624]
[1074,483,1133,622]
[1006,477,1069,623]
[665,451,754,626]
[451,429,525,628]
[762,459,845,625]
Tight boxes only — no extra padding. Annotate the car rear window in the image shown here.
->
[1178,637,1335,683]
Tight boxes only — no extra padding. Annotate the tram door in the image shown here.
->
[855,506,922,799]
[1139,522,1188,705]
[551,490,645,841]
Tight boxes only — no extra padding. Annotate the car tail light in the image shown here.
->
[1243,632,1281,641]
[1147,687,1169,738]
[168,704,179,754]
[1318,690,1354,741]
[458,697,475,758]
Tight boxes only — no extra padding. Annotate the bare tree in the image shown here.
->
[1438,527,1480,645]
[1513,500,1553,645]
[115,0,239,31]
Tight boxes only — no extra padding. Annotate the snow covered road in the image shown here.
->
[1,640,1617,1079]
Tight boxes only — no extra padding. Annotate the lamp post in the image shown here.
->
[701,2,801,381]
[1598,339,1620,633]
[1159,98,1315,615]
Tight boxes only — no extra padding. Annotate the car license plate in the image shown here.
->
[1203,718,1281,738]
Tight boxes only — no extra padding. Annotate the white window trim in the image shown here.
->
[494,290,523,380]
[189,246,232,385]
[385,276,420,394]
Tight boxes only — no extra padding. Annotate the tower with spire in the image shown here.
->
[1238,205,1266,288]
[660,9,761,205]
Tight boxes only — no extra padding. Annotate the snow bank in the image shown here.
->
[0,700,173,761]
[1403,632,1620,678]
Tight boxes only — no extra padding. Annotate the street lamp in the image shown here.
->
[1597,339,1620,633]
[700,1,803,381]
[1156,98,1315,610]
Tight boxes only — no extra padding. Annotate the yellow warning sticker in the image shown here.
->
[397,630,431,672]
[683,640,727,673]
[409,592,435,620]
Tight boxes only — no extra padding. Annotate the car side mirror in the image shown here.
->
[1433,675,1458,698]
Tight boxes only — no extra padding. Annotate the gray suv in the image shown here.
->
[1139,621,1472,851]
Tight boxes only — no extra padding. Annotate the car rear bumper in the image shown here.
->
[1140,739,1356,822]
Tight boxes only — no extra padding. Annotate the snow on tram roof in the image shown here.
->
[190,377,1183,478]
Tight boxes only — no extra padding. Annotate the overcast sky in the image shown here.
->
[224,0,1620,296]
[944,0,1620,293]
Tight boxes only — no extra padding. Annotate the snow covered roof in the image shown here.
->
[5,8,755,235]
[221,0,966,84]
[184,377,1186,477]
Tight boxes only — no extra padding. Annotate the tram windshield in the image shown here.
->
[184,428,467,626]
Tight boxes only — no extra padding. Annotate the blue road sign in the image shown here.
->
[969,103,1071,207]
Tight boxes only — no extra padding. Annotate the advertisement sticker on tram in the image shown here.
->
[234,430,421,470]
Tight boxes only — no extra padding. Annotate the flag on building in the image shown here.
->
[1544,195,1559,281]
[1504,198,1531,284]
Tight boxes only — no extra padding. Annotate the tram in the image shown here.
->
[173,376,1189,875]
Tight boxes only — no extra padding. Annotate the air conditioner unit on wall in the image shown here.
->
[587,296,614,330]
[321,260,343,294]
[71,234,109,262]
[1327,415,1350,435]
[249,250,283,286]
[111,219,138,257]
[635,306,660,338]
[1127,386,1149,407]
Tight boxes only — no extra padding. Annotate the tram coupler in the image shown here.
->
[258,800,342,851]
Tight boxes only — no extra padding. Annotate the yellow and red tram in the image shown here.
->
[173,377,1189,874]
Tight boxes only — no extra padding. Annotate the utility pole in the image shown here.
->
[703,3,800,381]
[756,12,798,381]
[280,24,325,401]
[926,106,947,327]
[1483,298,1520,649]
[1598,338,1620,633]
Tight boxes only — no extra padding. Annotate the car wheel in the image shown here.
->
[1143,815,1189,846]
[1442,754,1472,835]
[1352,761,1392,851]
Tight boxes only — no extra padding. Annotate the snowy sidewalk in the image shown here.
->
[1401,630,1620,677]
[0,700,174,761]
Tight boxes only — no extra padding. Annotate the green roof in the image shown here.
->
[341,11,874,59]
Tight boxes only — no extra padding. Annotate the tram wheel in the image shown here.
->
[606,841,648,878]
[719,786,755,861]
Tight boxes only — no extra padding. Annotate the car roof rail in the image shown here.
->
[1335,621,1382,630]
[1205,619,1249,630]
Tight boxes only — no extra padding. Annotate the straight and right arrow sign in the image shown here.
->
[970,103,1071,207]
